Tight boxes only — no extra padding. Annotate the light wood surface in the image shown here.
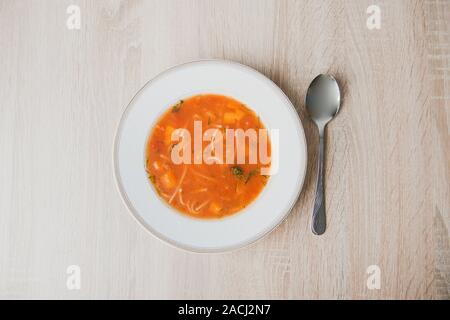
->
[0,0,448,299]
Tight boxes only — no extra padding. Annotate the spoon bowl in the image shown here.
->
[306,75,341,131]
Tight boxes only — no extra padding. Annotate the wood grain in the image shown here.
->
[0,0,448,299]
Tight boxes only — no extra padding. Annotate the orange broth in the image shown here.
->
[145,94,271,218]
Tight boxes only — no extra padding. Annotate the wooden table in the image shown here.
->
[0,0,448,299]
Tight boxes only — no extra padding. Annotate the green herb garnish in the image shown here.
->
[172,100,183,112]
[245,169,259,184]
[230,166,244,178]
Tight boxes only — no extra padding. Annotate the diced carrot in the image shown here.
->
[224,109,246,124]
[164,125,175,146]
[153,160,162,171]
[235,109,245,120]
[223,112,236,124]
[209,201,222,214]
[160,171,176,189]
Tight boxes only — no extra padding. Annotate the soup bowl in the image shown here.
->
[113,60,307,252]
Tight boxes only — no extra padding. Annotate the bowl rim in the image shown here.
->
[112,59,308,253]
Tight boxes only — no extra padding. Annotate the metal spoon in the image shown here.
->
[305,74,341,235]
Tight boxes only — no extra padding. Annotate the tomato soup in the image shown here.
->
[145,94,271,218]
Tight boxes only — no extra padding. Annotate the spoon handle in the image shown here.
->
[312,134,326,235]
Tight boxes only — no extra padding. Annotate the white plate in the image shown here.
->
[113,60,307,252]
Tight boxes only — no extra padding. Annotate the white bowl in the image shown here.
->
[113,60,307,252]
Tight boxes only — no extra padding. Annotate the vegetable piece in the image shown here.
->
[235,109,245,120]
[153,160,162,171]
[160,171,176,189]
[209,201,222,214]
[164,125,175,146]
[223,112,236,124]
[223,110,245,124]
